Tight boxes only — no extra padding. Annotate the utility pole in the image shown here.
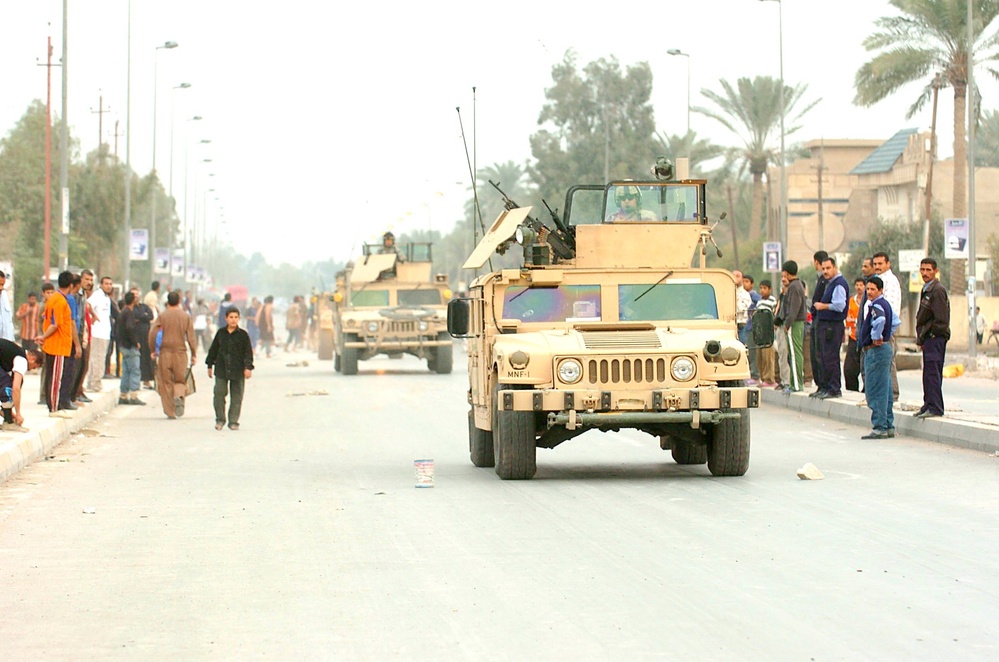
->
[91,92,111,162]
[113,119,123,160]
[924,74,941,255]
[810,139,825,249]
[967,0,978,359]
[58,0,69,272]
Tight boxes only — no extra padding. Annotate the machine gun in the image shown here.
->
[488,180,575,262]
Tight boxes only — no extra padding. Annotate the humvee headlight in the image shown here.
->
[671,357,695,382]
[721,347,741,365]
[366,321,379,333]
[557,359,582,384]
[509,351,530,370]
[418,321,429,332]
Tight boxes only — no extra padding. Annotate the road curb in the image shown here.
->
[0,390,120,484]
[761,388,999,454]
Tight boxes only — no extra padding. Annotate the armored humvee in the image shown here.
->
[333,242,453,375]
[447,158,774,479]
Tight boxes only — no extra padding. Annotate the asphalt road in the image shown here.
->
[1,348,997,660]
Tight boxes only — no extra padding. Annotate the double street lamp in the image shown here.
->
[149,40,179,282]
[666,49,691,135]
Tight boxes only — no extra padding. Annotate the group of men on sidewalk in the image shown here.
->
[741,250,951,440]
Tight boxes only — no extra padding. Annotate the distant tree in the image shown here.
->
[855,0,999,294]
[654,130,724,176]
[695,76,819,245]
[987,232,999,293]
[530,52,658,204]
[974,109,999,166]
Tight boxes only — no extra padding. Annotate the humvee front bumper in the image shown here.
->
[343,337,451,350]
[497,386,759,429]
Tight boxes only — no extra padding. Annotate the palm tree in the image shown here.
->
[654,130,724,176]
[855,0,999,292]
[694,76,818,244]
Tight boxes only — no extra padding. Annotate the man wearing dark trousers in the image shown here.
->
[915,258,950,418]
[808,250,829,393]
[812,256,849,399]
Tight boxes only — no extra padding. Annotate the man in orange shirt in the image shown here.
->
[843,277,865,392]
[37,272,80,417]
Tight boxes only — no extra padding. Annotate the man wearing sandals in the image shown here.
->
[148,291,197,419]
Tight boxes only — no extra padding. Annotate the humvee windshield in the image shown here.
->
[604,184,699,222]
[502,285,601,323]
[499,282,719,323]
[619,283,718,321]
[565,183,701,226]
[398,289,443,306]
[351,289,389,307]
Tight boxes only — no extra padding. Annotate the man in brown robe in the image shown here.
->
[149,290,197,418]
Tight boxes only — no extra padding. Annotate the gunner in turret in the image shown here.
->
[605,186,657,222]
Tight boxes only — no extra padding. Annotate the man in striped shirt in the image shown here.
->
[756,280,778,387]
[16,292,40,351]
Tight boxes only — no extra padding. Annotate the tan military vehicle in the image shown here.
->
[333,241,453,375]
[447,158,774,479]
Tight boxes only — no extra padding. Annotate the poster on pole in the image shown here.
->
[153,248,170,274]
[945,218,969,259]
[186,264,198,281]
[130,230,149,261]
[897,249,924,273]
[763,242,782,273]
[171,250,185,278]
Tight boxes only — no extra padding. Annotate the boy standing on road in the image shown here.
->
[859,276,897,439]
[779,261,808,393]
[207,307,254,431]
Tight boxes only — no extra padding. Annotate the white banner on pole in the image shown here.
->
[130,230,149,261]
[763,242,782,272]
[153,248,170,274]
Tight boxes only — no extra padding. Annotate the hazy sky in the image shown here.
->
[3,1,995,267]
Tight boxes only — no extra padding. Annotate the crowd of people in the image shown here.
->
[736,250,953,440]
[0,273,265,434]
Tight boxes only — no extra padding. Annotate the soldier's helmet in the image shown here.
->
[615,185,642,205]
[383,231,395,243]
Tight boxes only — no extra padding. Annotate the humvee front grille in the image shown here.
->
[586,357,666,384]
[581,332,662,349]
[387,321,416,334]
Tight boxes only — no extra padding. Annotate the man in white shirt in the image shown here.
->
[872,251,901,401]
[87,276,114,392]
[0,272,14,341]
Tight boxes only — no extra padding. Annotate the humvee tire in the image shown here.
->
[341,333,359,375]
[669,439,708,465]
[492,381,537,480]
[318,330,333,360]
[433,334,453,374]
[334,352,341,372]
[468,410,494,467]
[707,409,750,476]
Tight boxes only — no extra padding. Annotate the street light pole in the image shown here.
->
[182,116,204,281]
[760,0,787,265]
[167,82,191,286]
[150,40,178,284]
[968,0,978,359]
[666,49,691,135]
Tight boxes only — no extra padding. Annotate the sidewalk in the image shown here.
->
[762,351,999,454]
[0,371,135,483]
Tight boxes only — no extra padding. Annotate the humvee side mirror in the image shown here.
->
[448,299,471,338]
[751,308,775,348]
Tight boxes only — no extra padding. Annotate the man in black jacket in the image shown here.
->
[207,306,254,431]
[914,258,950,418]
